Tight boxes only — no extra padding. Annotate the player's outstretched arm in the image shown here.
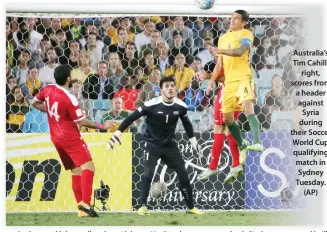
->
[208,56,223,92]
[31,98,46,112]
[77,118,115,130]
[108,110,144,149]
[180,112,203,157]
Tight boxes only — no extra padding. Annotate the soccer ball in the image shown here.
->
[150,182,167,199]
[195,0,215,10]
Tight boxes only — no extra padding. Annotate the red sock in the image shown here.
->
[228,134,240,167]
[72,175,82,203]
[208,134,225,170]
[81,169,94,205]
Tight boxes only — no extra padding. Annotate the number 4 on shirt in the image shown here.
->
[45,97,60,122]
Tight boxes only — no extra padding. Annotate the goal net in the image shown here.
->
[6,13,307,212]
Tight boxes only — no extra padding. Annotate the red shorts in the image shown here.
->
[214,86,240,125]
[53,137,92,170]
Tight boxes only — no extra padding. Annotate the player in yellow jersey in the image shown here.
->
[209,10,264,166]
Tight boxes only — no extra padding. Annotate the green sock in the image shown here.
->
[247,114,261,144]
[226,120,244,148]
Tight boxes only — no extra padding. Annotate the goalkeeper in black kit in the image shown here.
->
[108,76,205,215]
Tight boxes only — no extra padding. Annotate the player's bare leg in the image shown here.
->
[71,167,86,217]
[224,112,249,163]
[224,128,244,183]
[198,125,225,180]
[242,99,264,152]
[78,161,99,217]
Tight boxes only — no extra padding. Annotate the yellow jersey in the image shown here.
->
[164,67,195,91]
[218,29,254,83]
[71,67,96,84]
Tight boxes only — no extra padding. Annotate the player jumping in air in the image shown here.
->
[107,76,204,216]
[198,68,242,183]
[209,10,264,162]
[31,64,114,218]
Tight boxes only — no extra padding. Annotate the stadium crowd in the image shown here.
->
[6,16,306,133]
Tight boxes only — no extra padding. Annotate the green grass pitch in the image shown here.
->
[7,211,301,226]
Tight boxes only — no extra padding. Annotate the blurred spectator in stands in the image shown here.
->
[53,29,69,62]
[13,17,42,53]
[60,40,80,67]
[140,52,158,83]
[12,50,31,86]
[71,79,86,105]
[71,51,96,84]
[123,41,139,74]
[107,17,135,45]
[165,53,195,92]
[79,108,96,133]
[108,27,129,60]
[169,30,193,66]
[102,96,137,132]
[66,18,83,42]
[23,89,49,133]
[114,75,142,111]
[182,77,209,111]
[107,52,127,92]
[50,18,62,32]
[6,63,12,78]
[39,47,59,85]
[6,85,29,133]
[22,66,42,100]
[83,60,114,100]
[84,33,108,69]
[35,18,51,35]
[136,67,162,108]
[157,40,173,74]
[33,35,52,69]
[264,75,286,113]
[191,17,212,49]
[194,37,214,68]
[135,18,156,55]
[15,28,31,52]
[162,16,193,50]
[252,37,279,70]
[6,20,16,67]
[140,30,161,58]
[6,76,17,100]
[277,34,294,64]
[191,57,208,81]
[281,96,295,111]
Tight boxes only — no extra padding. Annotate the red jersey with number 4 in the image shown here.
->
[35,84,85,142]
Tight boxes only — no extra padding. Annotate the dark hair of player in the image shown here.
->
[54,64,73,86]
[234,10,249,22]
[160,75,176,89]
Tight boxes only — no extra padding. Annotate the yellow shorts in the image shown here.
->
[222,80,255,113]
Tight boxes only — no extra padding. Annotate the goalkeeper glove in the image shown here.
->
[108,131,122,150]
[189,137,203,158]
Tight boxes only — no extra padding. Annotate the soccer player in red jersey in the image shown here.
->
[31,64,114,217]
[198,61,242,183]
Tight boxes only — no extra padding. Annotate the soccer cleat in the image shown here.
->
[78,203,100,217]
[239,140,249,165]
[224,165,243,184]
[137,205,150,216]
[247,143,264,152]
[187,207,205,215]
[78,210,88,218]
[197,168,219,180]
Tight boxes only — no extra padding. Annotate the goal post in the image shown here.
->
[6,5,307,212]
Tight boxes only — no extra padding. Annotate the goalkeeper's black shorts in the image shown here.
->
[143,141,184,168]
